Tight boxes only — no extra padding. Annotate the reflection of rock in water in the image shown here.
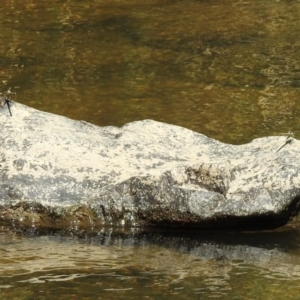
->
[132,230,300,280]
[1,227,300,299]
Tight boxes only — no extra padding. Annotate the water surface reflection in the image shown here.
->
[1,228,300,299]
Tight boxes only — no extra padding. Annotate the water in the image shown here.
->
[1,0,300,299]
[1,227,300,300]
[2,0,300,144]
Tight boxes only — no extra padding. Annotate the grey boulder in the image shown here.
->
[1,101,300,230]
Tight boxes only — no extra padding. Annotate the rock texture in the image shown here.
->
[1,101,300,230]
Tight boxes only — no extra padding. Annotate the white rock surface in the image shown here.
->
[1,101,300,229]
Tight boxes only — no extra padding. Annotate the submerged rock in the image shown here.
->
[1,101,300,230]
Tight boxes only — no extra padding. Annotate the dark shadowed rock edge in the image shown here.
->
[1,101,300,231]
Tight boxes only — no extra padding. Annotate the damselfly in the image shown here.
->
[0,88,16,116]
[276,131,295,152]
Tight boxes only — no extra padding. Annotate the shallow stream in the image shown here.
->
[1,0,300,299]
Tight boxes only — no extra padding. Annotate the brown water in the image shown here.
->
[2,0,300,144]
[1,0,300,299]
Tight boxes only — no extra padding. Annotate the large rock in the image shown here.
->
[1,101,300,230]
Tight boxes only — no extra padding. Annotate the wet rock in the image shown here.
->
[1,101,300,230]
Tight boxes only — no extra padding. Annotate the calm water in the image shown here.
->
[1,0,300,299]
[1,226,300,300]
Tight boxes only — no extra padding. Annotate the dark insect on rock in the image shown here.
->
[0,88,16,116]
